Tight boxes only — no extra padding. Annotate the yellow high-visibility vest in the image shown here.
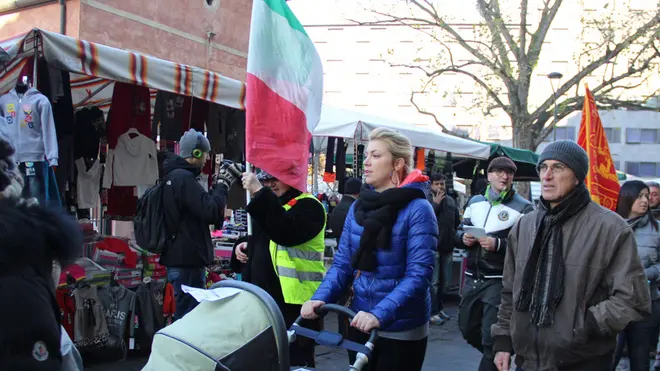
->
[269,193,326,305]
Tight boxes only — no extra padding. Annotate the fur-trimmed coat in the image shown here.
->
[0,199,82,370]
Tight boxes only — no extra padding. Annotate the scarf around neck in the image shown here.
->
[628,214,649,230]
[351,185,425,272]
[515,183,592,328]
[486,185,512,206]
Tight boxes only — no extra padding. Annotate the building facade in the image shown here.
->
[0,0,250,80]
[288,0,659,142]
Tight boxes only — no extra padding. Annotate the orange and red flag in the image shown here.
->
[577,84,620,210]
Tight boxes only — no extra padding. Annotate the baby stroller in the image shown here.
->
[143,280,377,371]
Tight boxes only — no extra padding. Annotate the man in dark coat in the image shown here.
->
[329,177,362,239]
[427,173,460,325]
[159,129,241,321]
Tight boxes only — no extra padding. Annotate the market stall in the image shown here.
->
[0,28,248,363]
[452,141,540,181]
[312,105,491,159]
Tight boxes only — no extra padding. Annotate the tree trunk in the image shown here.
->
[512,121,537,200]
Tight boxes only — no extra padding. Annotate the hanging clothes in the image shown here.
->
[72,285,110,349]
[105,83,152,219]
[0,88,59,166]
[97,284,136,359]
[135,281,166,348]
[151,91,191,142]
[336,139,347,194]
[18,161,61,206]
[415,148,425,170]
[103,129,158,188]
[223,108,246,162]
[75,158,102,209]
[190,97,208,133]
[206,103,227,153]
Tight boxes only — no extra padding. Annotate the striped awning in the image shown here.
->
[0,28,245,112]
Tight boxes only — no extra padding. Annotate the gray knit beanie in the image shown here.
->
[179,129,211,159]
[537,140,589,182]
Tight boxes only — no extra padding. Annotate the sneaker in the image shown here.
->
[438,311,451,320]
[430,315,445,325]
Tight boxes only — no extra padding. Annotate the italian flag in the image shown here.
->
[245,0,324,193]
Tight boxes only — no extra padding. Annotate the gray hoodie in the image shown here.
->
[0,88,58,166]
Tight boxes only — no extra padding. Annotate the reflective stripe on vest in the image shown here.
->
[269,193,326,305]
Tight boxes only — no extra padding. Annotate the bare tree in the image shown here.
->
[354,0,660,151]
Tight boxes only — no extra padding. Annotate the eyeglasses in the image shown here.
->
[537,163,568,175]
[491,169,514,176]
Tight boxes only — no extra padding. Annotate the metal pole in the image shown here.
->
[553,90,558,141]
[245,161,253,236]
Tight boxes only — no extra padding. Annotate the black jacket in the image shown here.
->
[428,194,460,254]
[0,199,82,371]
[329,195,355,239]
[230,187,326,306]
[456,190,533,279]
[159,152,228,268]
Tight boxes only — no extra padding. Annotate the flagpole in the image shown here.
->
[245,161,253,236]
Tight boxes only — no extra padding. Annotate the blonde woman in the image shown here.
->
[302,128,438,371]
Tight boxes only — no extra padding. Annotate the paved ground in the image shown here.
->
[83,296,643,370]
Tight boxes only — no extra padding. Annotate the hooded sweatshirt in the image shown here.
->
[0,88,58,166]
[102,129,158,188]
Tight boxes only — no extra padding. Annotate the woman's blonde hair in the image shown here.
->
[368,128,414,175]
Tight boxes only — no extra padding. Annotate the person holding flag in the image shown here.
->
[231,170,326,368]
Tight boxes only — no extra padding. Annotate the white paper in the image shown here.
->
[181,285,242,303]
[463,226,488,239]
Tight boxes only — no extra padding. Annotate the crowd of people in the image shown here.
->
[2,124,660,371]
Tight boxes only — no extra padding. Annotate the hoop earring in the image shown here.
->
[390,170,399,187]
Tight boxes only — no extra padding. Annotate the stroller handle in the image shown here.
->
[293,303,378,345]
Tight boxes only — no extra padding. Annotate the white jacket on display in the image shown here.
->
[102,128,158,188]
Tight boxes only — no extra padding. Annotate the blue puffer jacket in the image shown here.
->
[312,177,438,332]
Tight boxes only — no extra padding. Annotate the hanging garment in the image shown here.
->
[72,285,110,349]
[151,91,190,142]
[57,288,77,339]
[336,139,347,194]
[97,285,136,357]
[135,281,166,347]
[103,129,158,188]
[75,158,102,209]
[223,108,246,162]
[190,97,208,132]
[0,88,59,165]
[18,161,61,206]
[206,103,227,153]
[415,148,425,170]
[105,83,152,218]
[74,109,101,160]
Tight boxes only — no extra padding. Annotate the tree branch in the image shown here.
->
[530,9,660,128]
[476,0,516,70]
[527,0,563,68]
[390,62,510,112]
[410,91,450,132]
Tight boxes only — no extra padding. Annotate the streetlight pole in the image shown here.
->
[547,72,563,141]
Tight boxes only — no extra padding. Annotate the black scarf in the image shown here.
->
[351,187,425,272]
[515,183,592,328]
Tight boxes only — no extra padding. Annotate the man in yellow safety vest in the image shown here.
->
[231,170,326,368]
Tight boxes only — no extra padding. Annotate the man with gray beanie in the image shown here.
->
[492,140,651,371]
[159,129,243,320]
[456,156,533,371]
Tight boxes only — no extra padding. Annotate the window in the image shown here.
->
[604,128,621,143]
[613,161,620,170]
[627,128,659,144]
[545,127,576,142]
[626,162,660,177]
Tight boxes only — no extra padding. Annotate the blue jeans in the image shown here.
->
[18,161,61,207]
[431,252,453,314]
[167,267,206,321]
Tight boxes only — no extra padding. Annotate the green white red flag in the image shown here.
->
[245,0,324,192]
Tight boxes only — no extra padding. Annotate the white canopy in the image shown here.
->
[312,106,491,160]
